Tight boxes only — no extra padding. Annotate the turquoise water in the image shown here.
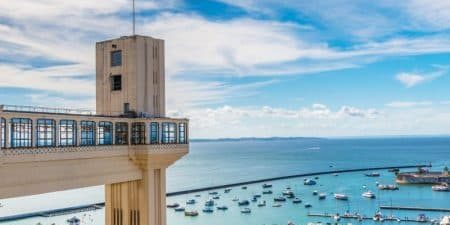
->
[1,137,449,225]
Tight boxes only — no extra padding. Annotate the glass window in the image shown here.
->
[115,122,128,145]
[111,75,122,91]
[36,119,55,147]
[1,118,5,148]
[10,118,32,148]
[179,123,186,144]
[81,121,96,146]
[98,121,113,145]
[162,122,176,144]
[111,50,122,67]
[150,122,159,144]
[60,120,76,146]
[132,122,146,145]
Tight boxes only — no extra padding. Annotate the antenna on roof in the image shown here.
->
[132,0,136,35]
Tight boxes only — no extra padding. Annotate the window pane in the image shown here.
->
[111,50,122,67]
[98,121,113,145]
[11,118,32,148]
[115,122,128,145]
[1,118,5,148]
[150,122,159,144]
[36,119,55,147]
[81,121,96,146]
[132,122,145,145]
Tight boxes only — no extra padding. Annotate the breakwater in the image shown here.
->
[0,164,428,222]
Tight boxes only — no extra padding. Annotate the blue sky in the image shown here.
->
[1,0,450,138]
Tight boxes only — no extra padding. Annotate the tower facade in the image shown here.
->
[96,35,165,117]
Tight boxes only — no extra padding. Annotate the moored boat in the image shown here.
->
[204,199,214,207]
[304,203,312,208]
[365,172,380,177]
[224,188,232,193]
[292,198,302,203]
[238,200,250,206]
[240,208,251,214]
[202,207,214,213]
[274,196,286,202]
[362,191,376,199]
[263,190,273,194]
[304,179,317,185]
[167,203,180,208]
[312,190,318,196]
[378,184,399,190]
[318,193,326,200]
[186,199,196,204]
[257,200,266,207]
[432,183,449,192]
[67,217,80,225]
[262,183,273,188]
[334,193,348,200]
[217,205,228,210]
[272,203,282,207]
[184,210,199,217]
[174,207,185,212]
[441,216,450,225]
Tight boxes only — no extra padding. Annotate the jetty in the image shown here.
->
[308,212,437,223]
[380,205,450,212]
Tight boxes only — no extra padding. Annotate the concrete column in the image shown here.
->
[128,122,132,146]
[145,122,150,145]
[32,119,37,148]
[55,120,60,147]
[112,122,116,145]
[77,121,82,146]
[5,120,10,148]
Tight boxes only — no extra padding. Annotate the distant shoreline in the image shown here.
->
[190,135,450,142]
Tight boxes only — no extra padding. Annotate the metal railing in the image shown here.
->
[1,104,95,115]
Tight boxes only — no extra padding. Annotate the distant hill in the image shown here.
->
[190,137,324,142]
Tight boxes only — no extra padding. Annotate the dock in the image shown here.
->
[380,205,450,212]
[308,212,436,223]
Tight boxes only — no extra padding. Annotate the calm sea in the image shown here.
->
[1,137,449,225]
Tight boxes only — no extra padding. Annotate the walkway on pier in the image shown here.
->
[380,205,450,212]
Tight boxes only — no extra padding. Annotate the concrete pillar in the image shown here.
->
[145,122,150,145]
[32,119,37,148]
[55,120,60,147]
[105,168,167,225]
[5,120,10,148]
[77,121,81,146]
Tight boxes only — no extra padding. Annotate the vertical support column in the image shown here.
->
[139,168,166,225]
[77,121,82,146]
[112,122,116,145]
[55,120,60,147]
[32,119,37,148]
[128,122,132,146]
[175,123,179,144]
[5,119,10,148]
[145,122,150,145]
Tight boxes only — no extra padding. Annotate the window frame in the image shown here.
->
[10,118,32,148]
[80,121,96,146]
[36,119,56,147]
[179,123,186,144]
[115,122,128,145]
[162,122,177,144]
[111,75,122,91]
[98,121,113,145]
[60,120,76,147]
[131,122,146,145]
[150,122,159,144]
[110,50,122,67]
[1,118,5,148]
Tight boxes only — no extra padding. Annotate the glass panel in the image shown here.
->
[10,118,32,148]
[150,122,159,144]
[98,121,113,145]
[111,50,122,67]
[60,120,76,146]
[179,123,186,144]
[1,118,5,148]
[115,122,128,145]
[81,121,96,146]
[132,122,146,145]
[36,119,55,147]
[162,122,176,144]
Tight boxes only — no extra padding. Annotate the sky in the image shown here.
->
[0,0,450,138]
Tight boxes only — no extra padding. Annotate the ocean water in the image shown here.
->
[1,137,449,225]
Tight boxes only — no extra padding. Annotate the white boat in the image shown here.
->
[373,212,383,221]
[282,190,294,196]
[272,203,282,207]
[333,214,341,221]
[257,200,266,207]
[184,210,199,217]
[334,193,348,200]
[304,179,317,185]
[441,216,450,225]
[318,193,326,200]
[432,183,449,192]
[240,208,251,214]
[362,191,376,199]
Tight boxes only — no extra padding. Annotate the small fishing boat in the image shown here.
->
[241,208,251,214]
[67,217,80,225]
[315,176,320,180]
[253,194,262,198]
[167,203,180,208]
[194,194,201,197]
[216,205,228,210]
[209,191,218,195]
[283,190,294,196]
[184,210,199,217]
[262,183,273,188]
[257,200,266,207]
[212,195,220,200]
[334,193,348,200]
[378,184,399,190]
[274,196,286,202]
[224,188,232,193]
[263,190,273,194]
[286,193,295,199]
[304,179,317,185]
[186,199,196,204]
[318,193,326,200]
[432,183,449,192]
[365,172,380,177]
[292,198,302,203]
[242,186,247,190]
[388,168,400,173]
[272,203,282,207]
[333,173,339,176]
[362,191,376,199]
[204,199,214,207]
[251,197,258,202]
[174,207,185,212]
[238,200,250,206]
[202,207,214,213]
[312,190,318,196]
[304,203,312,208]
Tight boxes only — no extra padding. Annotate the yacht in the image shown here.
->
[241,208,251,214]
[174,207,185,212]
[272,203,282,207]
[293,198,302,203]
[202,207,214,213]
[184,210,199,217]
[441,216,450,225]
[304,179,317,185]
[204,199,215,207]
[334,193,348,200]
[238,200,250,206]
[283,190,294,196]
[274,196,286,202]
[262,183,273,188]
[217,205,228,210]
[167,203,180,208]
[186,199,196,204]
[362,191,376,199]
[377,184,399,190]
[257,200,266,207]
[263,190,273,194]
[432,183,449,192]
[318,193,326,200]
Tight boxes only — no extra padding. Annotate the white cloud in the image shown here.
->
[386,101,433,108]
[395,68,447,87]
